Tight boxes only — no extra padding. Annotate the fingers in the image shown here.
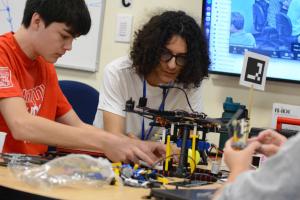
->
[170,143,180,154]
[257,144,279,157]
[224,138,260,154]
[247,136,258,143]
[121,147,152,164]
[132,147,155,165]
[146,142,166,158]
[272,131,287,145]
[224,138,233,150]
[245,141,261,153]
[146,143,166,164]
[250,129,280,144]
[155,143,167,156]
[257,129,275,140]
[122,141,166,165]
[257,129,287,146]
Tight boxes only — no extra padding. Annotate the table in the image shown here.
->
[0,166,221,200]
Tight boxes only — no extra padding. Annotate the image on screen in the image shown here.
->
[203,0,300,83]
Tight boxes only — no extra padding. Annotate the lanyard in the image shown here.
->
[141,79,169,140]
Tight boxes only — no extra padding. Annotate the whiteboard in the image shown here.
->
[0,0,105,72]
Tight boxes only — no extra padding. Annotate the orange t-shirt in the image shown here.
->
[0,32,72,155]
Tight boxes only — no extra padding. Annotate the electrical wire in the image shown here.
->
[158,84,205,115]
[169,86,197,113]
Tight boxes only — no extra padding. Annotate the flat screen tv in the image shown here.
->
[202,0,300,83]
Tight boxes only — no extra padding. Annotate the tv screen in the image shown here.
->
[202,0,300,83]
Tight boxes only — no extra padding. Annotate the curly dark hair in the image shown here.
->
[130,10,210,87]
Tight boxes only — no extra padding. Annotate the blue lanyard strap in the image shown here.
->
[141,80,147,140]
[143,79,147,98]
[160,87,169,111]
[141,79,169,140]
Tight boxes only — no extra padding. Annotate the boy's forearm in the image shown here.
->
[13,115,109,152]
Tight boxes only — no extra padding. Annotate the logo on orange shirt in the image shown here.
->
[23,84,45,116]
[0,67,13,88]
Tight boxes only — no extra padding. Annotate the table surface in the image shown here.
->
[0,166,221,200]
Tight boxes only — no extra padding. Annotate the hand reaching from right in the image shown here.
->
[223,138,261,182]
[249,129,287,157]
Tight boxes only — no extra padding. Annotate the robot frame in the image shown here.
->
[124,85,249,178]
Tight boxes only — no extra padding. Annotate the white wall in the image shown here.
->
[56,0,300,129]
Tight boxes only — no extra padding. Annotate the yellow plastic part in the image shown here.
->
[188,148,200,171]
[164,135,171,171]
[157,177,169,185]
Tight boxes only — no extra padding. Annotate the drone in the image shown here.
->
[125,98,221,130]
[124,84,249,178]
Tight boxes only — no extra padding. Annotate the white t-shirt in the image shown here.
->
[94,56,204,139]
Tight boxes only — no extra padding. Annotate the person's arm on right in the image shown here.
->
[213,132,300,200]
[223,139,261,182]
[213,139,261,200]
[215,131,287,200]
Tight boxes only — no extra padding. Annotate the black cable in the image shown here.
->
[158,84,198,114]
[171,86,196,113]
